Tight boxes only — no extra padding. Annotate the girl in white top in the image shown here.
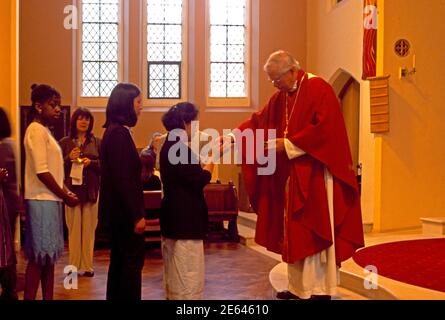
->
[23,84,78,300]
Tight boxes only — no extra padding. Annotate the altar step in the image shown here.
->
[237,211,257,246]
[420,217,445,236]
[236,210,370,300]
[269,263,369,300]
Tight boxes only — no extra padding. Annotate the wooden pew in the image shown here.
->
[204,182,240,242]
[143,190,162,241]
[143,184,240,243]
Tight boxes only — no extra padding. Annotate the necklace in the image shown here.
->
[284,73,306,138]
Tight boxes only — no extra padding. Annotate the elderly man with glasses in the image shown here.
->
[224,50,364,300]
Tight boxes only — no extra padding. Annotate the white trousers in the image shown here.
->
[161,237,205,300]
[287,169,339,299]
[65,201,98,273]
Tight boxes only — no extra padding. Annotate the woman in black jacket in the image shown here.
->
[98,83,146,301]
[160,102,214,300]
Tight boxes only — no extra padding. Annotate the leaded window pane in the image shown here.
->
[81,0,120,97]
[148,63,181,99]
[147,0,183,99]
[209,0,247,98]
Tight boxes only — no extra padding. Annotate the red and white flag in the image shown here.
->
[363,0,378,79]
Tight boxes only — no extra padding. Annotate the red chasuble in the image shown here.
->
[238,70,364,266]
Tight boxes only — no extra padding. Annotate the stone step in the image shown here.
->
[248,244,282,262]
[270,263,369,300]
[420,217,445,236]
[237,214,370,300]
[237,223,257,246]
[235,211,258,246]
[363,223,374,234]
[238,211,257,229]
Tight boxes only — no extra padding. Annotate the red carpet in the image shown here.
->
[353,239,445,293]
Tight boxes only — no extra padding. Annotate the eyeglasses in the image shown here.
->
[268,68,291,85]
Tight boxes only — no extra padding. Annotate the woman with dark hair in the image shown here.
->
[0,107,21,300]
[99,83,146,300]
[160,102,214,300]
[23,84,79,300]
[59,107,101,277]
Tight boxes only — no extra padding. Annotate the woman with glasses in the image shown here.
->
[222,50,364,300]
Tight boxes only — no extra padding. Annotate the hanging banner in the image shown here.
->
[363,0,378,79]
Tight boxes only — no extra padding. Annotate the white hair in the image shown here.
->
[263,50,300,74]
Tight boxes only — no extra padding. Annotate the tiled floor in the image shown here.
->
[15,242,279,300]
[14,228,442,300]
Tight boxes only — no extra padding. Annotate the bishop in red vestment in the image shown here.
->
[234,51,365,299]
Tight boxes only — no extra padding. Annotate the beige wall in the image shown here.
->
[0,0,18,137]
[378,0,445,230]
[307,0,363,80]
[307,0,375,225]
[19,0,74,108]
[0,0,12,110]
[19,0,307,185]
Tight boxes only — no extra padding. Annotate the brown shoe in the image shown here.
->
[276,290,301,300]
